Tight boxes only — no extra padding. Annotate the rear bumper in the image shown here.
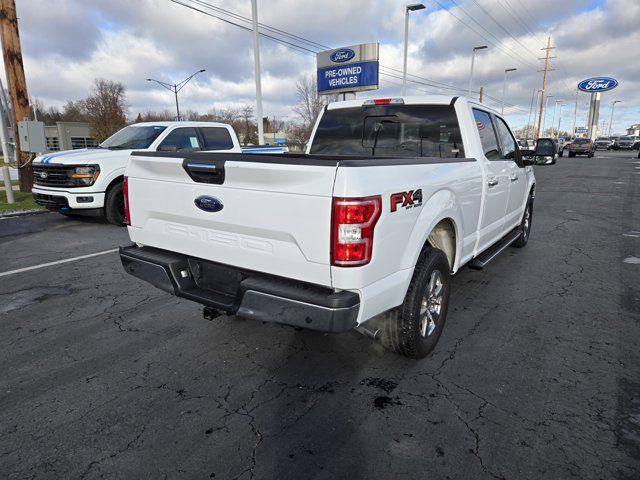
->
[119,245,360,332]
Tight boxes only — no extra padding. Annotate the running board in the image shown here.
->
[468,230,522,270]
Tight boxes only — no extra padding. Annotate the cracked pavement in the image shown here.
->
[1,150,639,479]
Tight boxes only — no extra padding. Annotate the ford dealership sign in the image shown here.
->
[317,43,379,95]
[577,77,619,93]
[330,49,355,63]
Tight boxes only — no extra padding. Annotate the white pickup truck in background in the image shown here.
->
[31,122,242,224]
[120,95,537,358]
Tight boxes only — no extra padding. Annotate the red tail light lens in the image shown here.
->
[123,176,131,225]
[331,196,382,267]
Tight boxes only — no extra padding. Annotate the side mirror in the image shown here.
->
[535,138,556,156]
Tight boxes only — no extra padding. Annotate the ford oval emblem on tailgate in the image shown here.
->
[194,195,223,212]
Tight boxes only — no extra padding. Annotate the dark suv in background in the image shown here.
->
[616,136,636,150]
[568,138,595,157]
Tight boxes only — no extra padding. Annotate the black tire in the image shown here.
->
[512,197,533,248]
[104,181,125,226]
[559,150,564,157]
[568,152,575,158]
[380,248,451,359]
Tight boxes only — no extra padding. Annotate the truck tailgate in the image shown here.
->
[126,153,337,287]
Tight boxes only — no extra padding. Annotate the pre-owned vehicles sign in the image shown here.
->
[317,43,379,95]
[577,77,619,93]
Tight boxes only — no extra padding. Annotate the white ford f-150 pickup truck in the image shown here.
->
[32,122,242,224]
[120,95,536,358]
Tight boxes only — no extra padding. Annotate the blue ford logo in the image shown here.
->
[577,77,618,93]
[194,195,223,212]
[330,48,355,63]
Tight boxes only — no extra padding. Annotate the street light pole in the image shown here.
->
[251,0,264,145]
[541,95,553,135]
[402,3,426,97]
[468,45,488,97]
[550,99,561,138]
[146,69,206,121]
[571,89,578,138]
[501,68,516,116]
[608,100,620,137]
[557,103,565,137]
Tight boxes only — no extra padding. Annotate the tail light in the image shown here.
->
[123,176,131,225]
[331,196,382,267]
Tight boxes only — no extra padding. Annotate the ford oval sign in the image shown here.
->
[330,49,355,63]
[194,195,223,212]
[577,77,619,93]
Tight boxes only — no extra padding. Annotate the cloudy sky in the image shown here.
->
[7,0,640,133]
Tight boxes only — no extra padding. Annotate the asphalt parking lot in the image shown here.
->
[1,150,639,479]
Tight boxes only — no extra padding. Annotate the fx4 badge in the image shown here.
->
[390,189,423,212]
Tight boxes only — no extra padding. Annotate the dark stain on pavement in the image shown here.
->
[0,286,71,314]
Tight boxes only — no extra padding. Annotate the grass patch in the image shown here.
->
[0,190,45,214]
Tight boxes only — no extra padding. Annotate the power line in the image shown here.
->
[432,0,538,71]
[169,0,529,112]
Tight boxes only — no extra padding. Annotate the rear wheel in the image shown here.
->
[380,248,450,359]
[568,152,575,158]
[512,197,533,248]
[104,182,125,226]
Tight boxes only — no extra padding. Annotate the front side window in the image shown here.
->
[494,117,518,160]
[158,128,201,152]
[310,104,465,158]
[200,127,234,150]
[472,109,500,160]
[101,126,167,150]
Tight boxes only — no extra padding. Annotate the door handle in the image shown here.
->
[487,178,498,187]
[510,174,518,182]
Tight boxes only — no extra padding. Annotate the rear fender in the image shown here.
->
[400,188,464,273]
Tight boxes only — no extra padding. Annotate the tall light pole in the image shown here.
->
[402,3,426,96]
[468,45,488,97]
[533,89,542,139]
[608,100,621,137]
[146,69,206,121]
[541,95,553,135]
[251,0,264,145]
[550,99,562,137]
[571,89,578,138]
[501,68,517,116]
[528,89,541,141]
[557,103,565,137]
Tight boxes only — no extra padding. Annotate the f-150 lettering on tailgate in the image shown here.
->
[163,223,274,254]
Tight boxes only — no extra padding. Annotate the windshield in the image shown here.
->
[310,104,465,157]
[596,138,610,141]
[101,125,167,149]
[620,136,633,141]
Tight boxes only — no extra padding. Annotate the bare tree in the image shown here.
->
[83,79,127,141]
[292,74,338,142]
[61,100,88,123]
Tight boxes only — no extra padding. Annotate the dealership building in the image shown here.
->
[626,124,640,136]
[44,122,98,152]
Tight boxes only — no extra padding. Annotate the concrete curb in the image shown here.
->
[0,209,49,219]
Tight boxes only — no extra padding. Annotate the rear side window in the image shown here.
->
[158,128,201,152]
[200,127,234,150]
[473,109,500,160]
[494,117,518,160]
[310,104,465,158]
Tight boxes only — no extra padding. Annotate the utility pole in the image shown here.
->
[479,86,484,104]
[251,0,264,145]
[535,36,555,139]
[0,0,31,192]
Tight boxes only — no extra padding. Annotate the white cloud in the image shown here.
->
[4,0,639,132]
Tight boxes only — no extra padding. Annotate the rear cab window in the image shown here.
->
[310,104,465,158]
[200,127,234,150]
